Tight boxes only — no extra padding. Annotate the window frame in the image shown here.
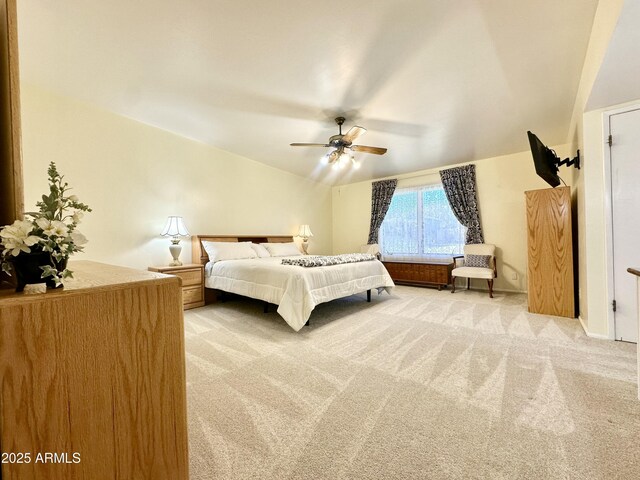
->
[379,183,466,258]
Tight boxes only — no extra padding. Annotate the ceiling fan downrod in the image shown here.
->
[335,116,345,136]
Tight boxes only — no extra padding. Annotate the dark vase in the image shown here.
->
[10,251,66,292]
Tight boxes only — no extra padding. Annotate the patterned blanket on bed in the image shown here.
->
[281,253,376,267]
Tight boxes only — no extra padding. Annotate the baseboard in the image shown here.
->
[451,280,526,294]
[455,286,527,294]
[493,287,527,294]
[578,316,611,340]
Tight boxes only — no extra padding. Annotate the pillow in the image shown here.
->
[465,254,491,268]
[260,242,302,257]
[202,241,257,263]
[248,242,271,258]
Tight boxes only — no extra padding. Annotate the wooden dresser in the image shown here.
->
[382,259,454,290]
[0,261,189,480]
[148,263,205,309]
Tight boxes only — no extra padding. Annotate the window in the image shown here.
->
[380,184,466,257]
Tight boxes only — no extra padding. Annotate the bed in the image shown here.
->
[192,235,395,331]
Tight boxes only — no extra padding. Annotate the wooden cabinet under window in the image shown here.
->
[383,260,453,290]
[0,261,189,480]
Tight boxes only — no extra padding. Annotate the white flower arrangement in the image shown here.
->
[0,162,92,286]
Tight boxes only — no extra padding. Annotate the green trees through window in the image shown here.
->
[380,184,465,256]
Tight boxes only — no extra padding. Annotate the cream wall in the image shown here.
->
[564,0,624,337]
[20,84,333,270]
[332,145,572,293]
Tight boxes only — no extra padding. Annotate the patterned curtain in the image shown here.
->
[439,165,484,244]
[367,179,398,244]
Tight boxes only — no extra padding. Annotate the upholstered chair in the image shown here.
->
[451,243,497,298]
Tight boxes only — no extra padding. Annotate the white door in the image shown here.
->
[610,107,640,342]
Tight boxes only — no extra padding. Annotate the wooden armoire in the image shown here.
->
[525,186,575,318]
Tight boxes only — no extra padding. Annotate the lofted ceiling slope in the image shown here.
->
[18,0,598,185]
[587,0,640,111]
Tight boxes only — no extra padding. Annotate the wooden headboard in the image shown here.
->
[191,235,294,265]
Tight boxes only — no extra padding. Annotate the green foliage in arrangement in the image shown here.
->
[0,162,92,286]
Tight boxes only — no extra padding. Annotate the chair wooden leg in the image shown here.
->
[487,279,494,298]
[467,278,470,290]
[451,276,456,293]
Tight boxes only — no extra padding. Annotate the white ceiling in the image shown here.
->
[587,0,640,111]
[17,0,599,185]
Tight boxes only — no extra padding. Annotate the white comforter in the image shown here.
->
[205,256,394,331]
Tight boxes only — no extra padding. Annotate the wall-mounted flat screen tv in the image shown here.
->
[527,131,580,188]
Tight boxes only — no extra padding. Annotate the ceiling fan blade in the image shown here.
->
[341,126,366,144]
[290,143,332,147]
[351,145,387,155]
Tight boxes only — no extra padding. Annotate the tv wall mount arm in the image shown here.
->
[556,150,580,170]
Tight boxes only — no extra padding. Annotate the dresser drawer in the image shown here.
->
[173,269,201,287]
[183,286,203,305]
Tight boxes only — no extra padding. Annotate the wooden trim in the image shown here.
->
[0,0,24,225]
[6,0,22,220]
[191,234,294,265]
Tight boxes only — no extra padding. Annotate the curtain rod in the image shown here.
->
[397,171,440,180]
[389,163,474,183]
[364,164,473,187]
[372,171,438,184]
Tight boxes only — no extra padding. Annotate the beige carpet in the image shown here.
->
[184,286,639,480]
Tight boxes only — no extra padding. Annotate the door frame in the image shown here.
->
[603,104,640,341]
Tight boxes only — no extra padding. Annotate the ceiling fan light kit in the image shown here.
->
[291,117,387,169]
[327,150,360,170]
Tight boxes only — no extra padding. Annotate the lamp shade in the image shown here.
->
[161,216,190,237]
[297,224,313,238]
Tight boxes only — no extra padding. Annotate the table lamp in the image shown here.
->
[161,216,190,266]
[297,224,313,255]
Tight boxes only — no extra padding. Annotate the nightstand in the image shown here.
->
[148,264,205,310]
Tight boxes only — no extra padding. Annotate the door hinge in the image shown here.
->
[607,134,613,146]
[612,299,617,312]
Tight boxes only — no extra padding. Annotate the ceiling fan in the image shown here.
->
[290,117,387,169]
